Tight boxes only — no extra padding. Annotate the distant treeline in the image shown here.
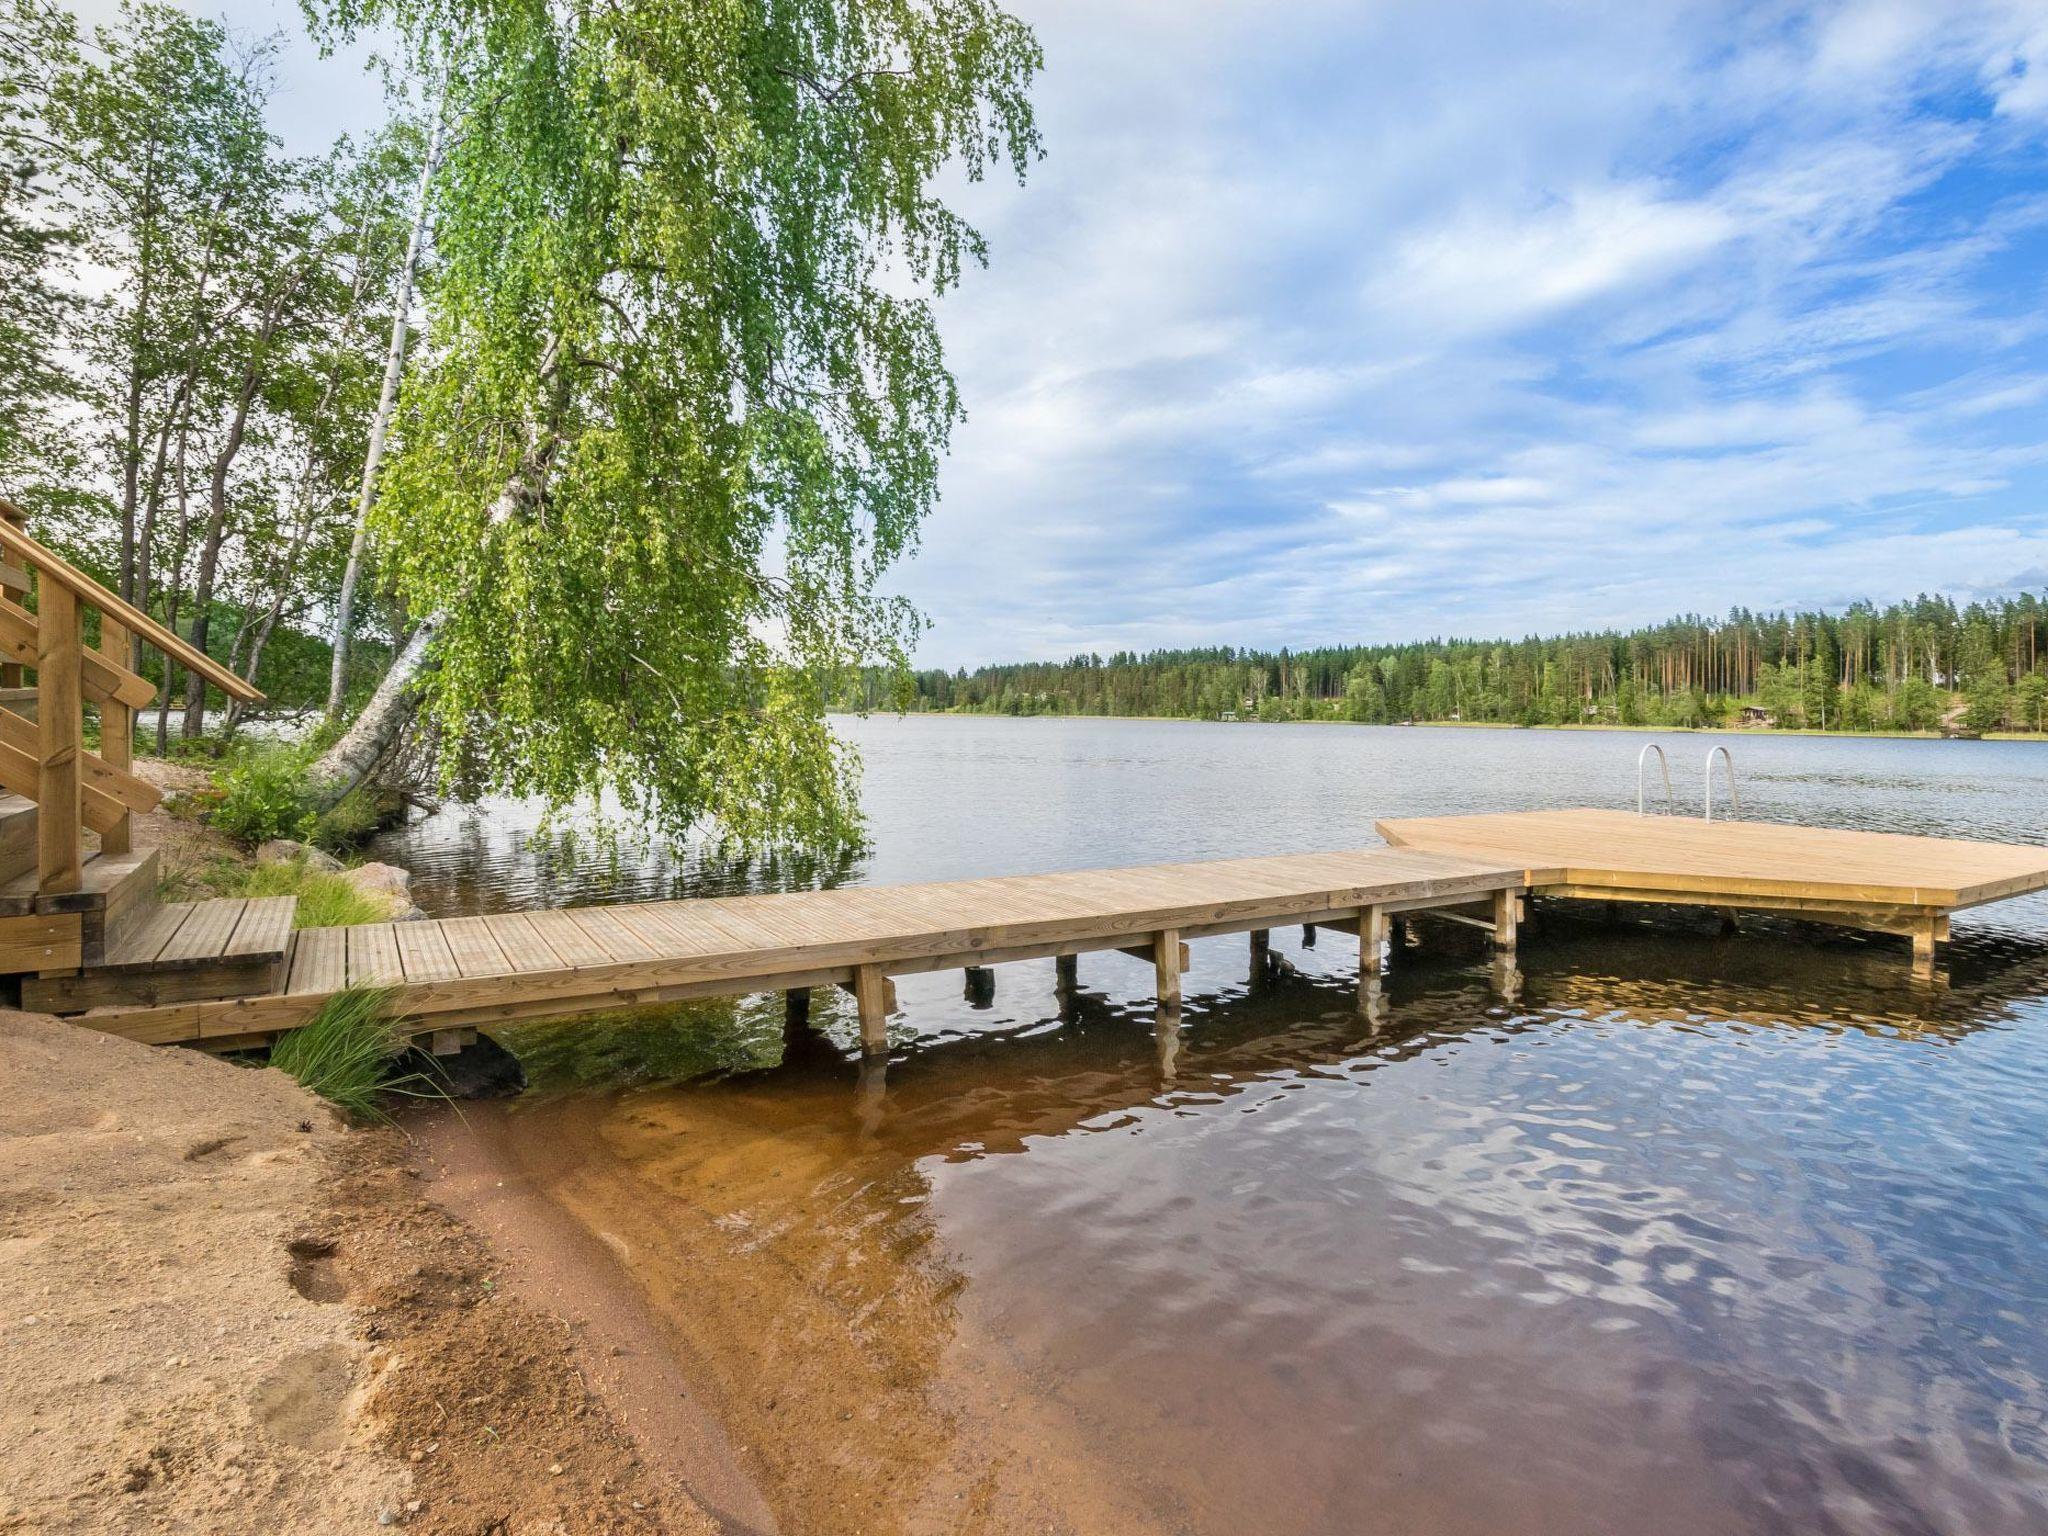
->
[866,595,2048,734]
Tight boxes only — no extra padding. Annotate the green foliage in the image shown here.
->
[267,985,411,1122]
[239,858,388,927]
[308,785,385,851]
[886,593,2048,736]
[0,0,82,498]
[212,744,316,844]
[308,0,1041,855]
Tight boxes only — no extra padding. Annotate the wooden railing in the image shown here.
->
[0,501,263,894]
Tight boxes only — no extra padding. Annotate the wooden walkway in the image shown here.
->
[79,845,1531,1049]
[63,808,2048,1051]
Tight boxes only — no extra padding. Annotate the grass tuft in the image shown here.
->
[238,859,391,928]
[268,986,429,1123]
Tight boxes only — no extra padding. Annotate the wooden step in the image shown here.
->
[22,893,295,1013]
[1,846,160,962]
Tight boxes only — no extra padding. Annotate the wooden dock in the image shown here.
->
[1379,808,2048,977]
[33,808,2048,1056]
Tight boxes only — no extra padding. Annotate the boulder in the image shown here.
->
[339,862,413,903]
[255,839,343,874]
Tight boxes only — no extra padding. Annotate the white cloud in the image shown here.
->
[891,0,2048,663]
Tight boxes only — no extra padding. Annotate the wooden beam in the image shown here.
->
[1492,888,1518,954]
[0,736,130,835]
[1055,952,1077,989]
[0,604,154,709]
[96,618,132,856]
[1911,917,1939,981]
[1153,927,1181,1011]
[1359,905,1390,977]
[0,708,156,813]
[0,507,263,702]
[36,581,80,895]
[852,962,891,1055]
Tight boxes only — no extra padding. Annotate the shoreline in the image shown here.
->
[843,710,2048,743]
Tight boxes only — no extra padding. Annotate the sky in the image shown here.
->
[75,0,2048,666]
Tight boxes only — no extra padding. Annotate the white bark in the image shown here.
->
[327,113,444,718]
[307,614,441,811]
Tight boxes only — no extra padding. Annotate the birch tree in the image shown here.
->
[305,0,1041,853]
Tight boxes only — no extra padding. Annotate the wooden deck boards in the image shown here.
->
[81,845,1529,1044]
[75,812,2048,1047]
[1377,808,2048,909]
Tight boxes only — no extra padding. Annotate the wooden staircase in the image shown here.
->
[0,500,285,1017]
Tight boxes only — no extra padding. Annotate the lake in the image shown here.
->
[380,717,2048,1535]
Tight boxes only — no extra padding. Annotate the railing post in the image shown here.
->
[36,580,82,894]
[96,617,132,856]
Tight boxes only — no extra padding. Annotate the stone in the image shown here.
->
[256,839,343,874]
[340,862,411,899]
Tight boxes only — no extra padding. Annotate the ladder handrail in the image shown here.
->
[1704,744,1738,822]
[1636,742,1674,815]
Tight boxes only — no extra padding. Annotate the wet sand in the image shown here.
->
[416,1080,1180,1535]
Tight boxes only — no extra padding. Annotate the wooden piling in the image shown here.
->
[852,963,891,1055]
[1492,888,1518,955]
[1911,919,1938,981]
[1153,928,1182,1011]
[1359,905,1389,977]
[1055,952,1078,989]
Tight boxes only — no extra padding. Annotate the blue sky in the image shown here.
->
[79,0,2048,665]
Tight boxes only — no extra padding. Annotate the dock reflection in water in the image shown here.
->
[474,910,2048,1536]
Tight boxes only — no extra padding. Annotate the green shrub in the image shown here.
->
[212,745,315,845]
[239,859,390,928]
[310,786,385,853]
[268,986,410,1122]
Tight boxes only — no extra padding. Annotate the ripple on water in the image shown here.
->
[408,721,2048,1535]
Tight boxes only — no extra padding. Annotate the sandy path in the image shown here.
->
[0,1010,720,1535]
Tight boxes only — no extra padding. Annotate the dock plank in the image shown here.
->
[223,896,296,960]
[158,899,245,964]
[394,920,461,983]
[345,923,404,986]
[286,927,346,995]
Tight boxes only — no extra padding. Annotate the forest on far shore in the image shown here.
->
[883,594,2048,735]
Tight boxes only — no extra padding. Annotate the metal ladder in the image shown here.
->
[1635,742,1739,820]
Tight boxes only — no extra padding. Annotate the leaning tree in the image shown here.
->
[306,0,1041,852]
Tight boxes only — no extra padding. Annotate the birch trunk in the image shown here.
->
[327,114,444,718]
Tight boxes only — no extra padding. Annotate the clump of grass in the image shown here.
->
[239,859,390,928]
[269,986,409,1122]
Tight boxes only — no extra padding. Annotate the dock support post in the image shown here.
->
[1358,906,1389,978]
[1249,928,1270,980]
[963,965,995,1005]
[1055,952,1077,990]
[1910,918,1939,981]
[1153,928,1182,1012]
[785,987,811,1027]
[853,963,891,1056]
[1301,921,1316,949]
[1358,905,1390,1017]
[1491,889,1519,956]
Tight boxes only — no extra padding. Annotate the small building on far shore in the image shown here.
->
[1736,705,1776,728]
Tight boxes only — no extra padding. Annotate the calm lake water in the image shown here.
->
[380,718,2048,1535]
